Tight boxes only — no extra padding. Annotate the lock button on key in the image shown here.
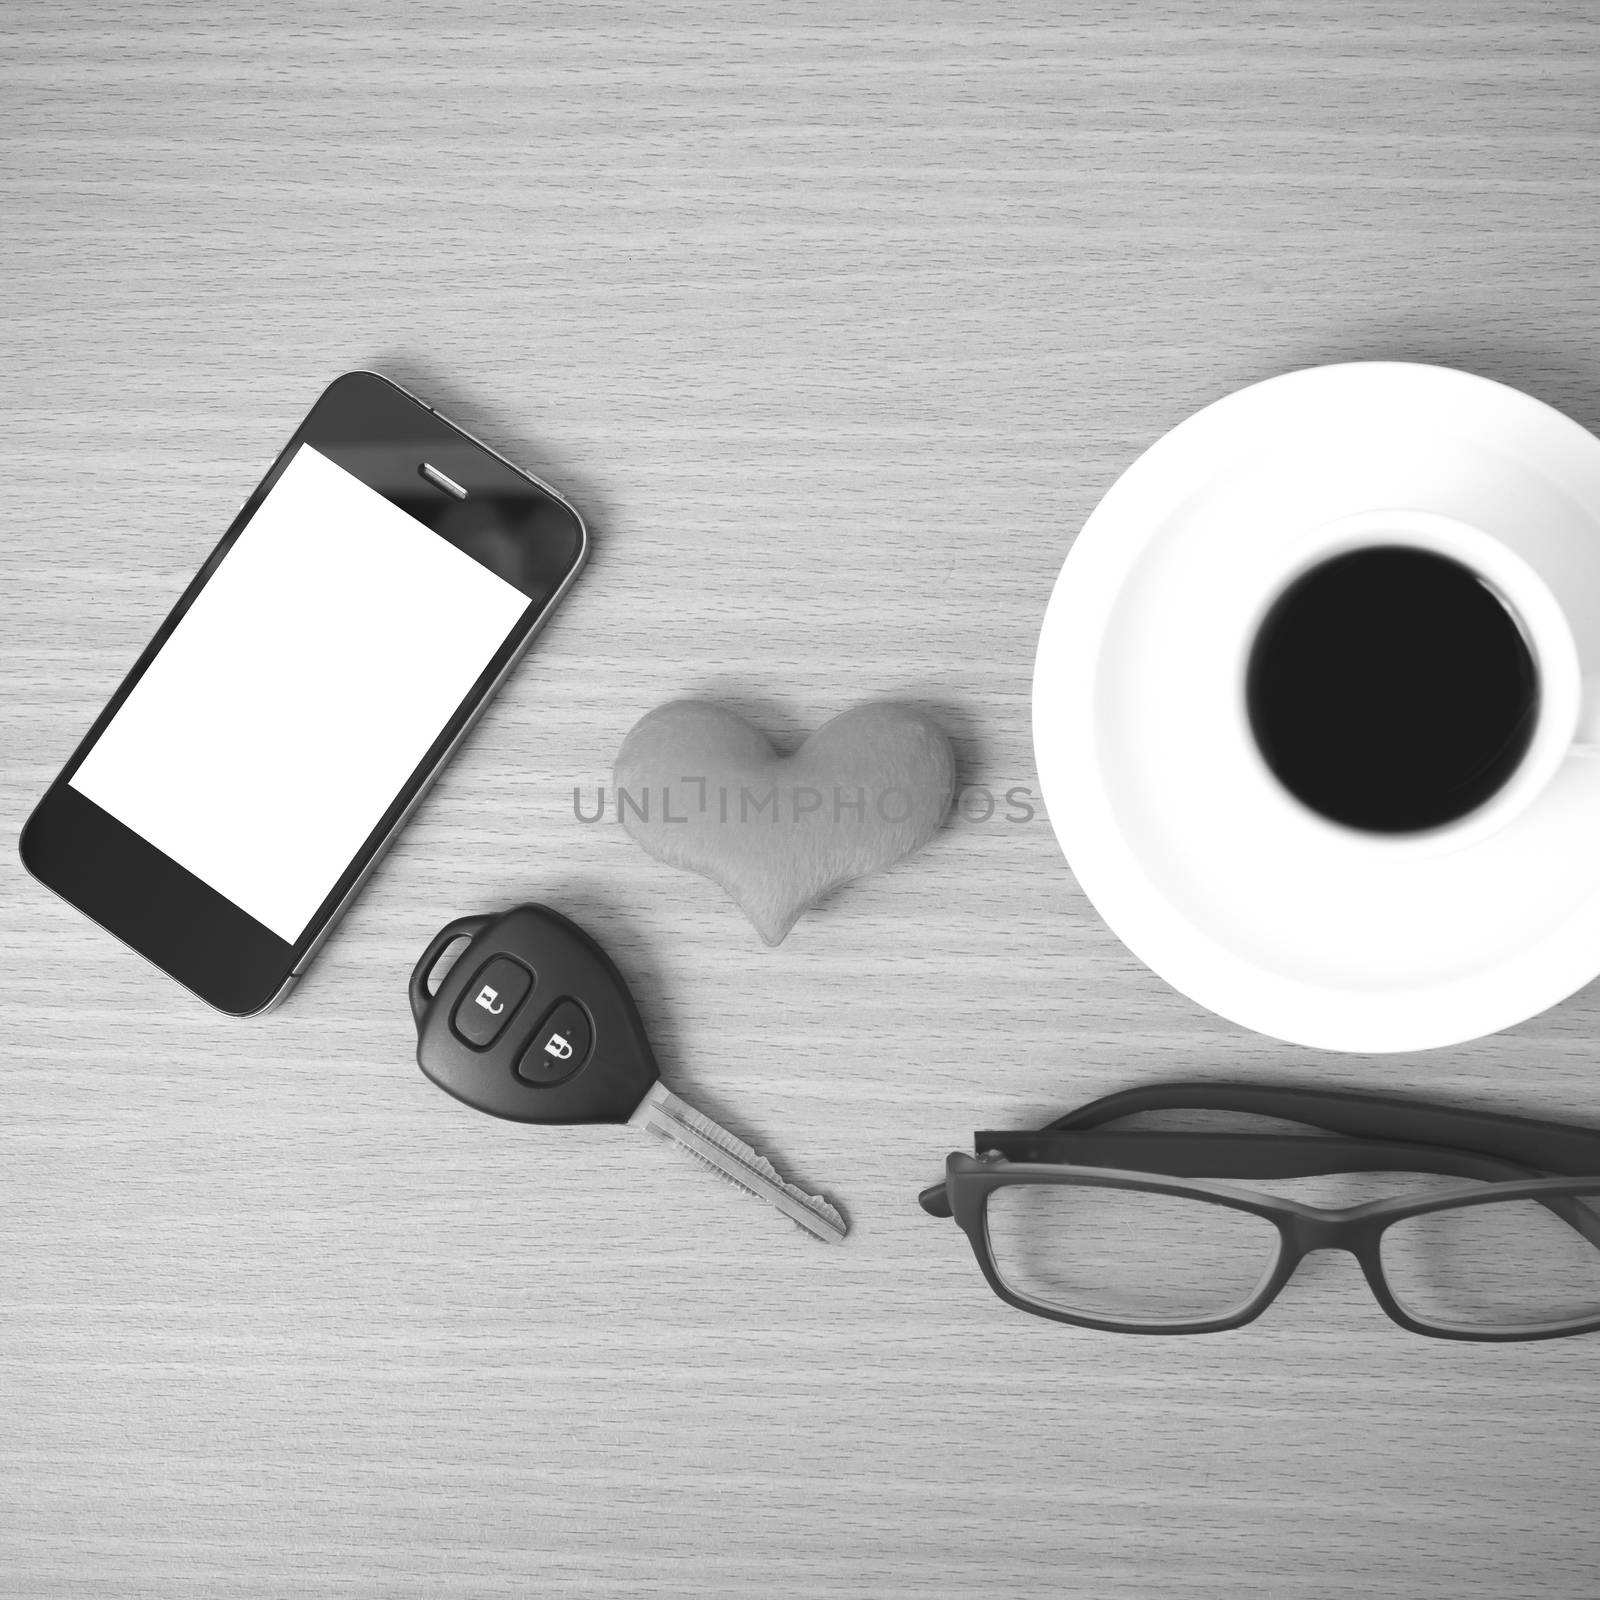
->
[518,999,592,1086]
[451,957,534,1048]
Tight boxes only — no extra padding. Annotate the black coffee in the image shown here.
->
[1246,546,1539,833]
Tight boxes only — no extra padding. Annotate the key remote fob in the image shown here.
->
[409,904,849,1241]
[410,904,659,1124]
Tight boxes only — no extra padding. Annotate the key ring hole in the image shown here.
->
[422,935,475,1000]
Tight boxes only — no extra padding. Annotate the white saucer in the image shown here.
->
[1033,362,1600,1052]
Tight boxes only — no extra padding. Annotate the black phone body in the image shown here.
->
[20,372,588,1016]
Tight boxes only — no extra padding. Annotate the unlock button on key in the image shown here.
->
[451,957,534,1049]
[517,1000,592,1086]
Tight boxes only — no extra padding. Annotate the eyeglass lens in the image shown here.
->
[1379,1193,1600,1335]
[985,1183,1281,1325]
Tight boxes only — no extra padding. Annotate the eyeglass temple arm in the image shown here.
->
[978,1130,1600,1249]
[1041,1083,1600,1248]
[1043,1081,1600,1176]
[920,1138,1600,1248]
[923,1138,1561,1212]
[980,1132,1530,1182]
[921,1083,1600,1232]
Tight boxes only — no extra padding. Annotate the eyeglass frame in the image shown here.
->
[918,1081,1600,1341]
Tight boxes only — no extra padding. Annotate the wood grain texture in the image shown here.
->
[6,3,1600,1595]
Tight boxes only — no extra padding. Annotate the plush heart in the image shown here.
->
[613,701,956,944]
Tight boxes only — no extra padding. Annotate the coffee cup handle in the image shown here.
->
[1573,676,1600,757]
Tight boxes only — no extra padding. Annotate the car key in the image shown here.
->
[409,904,848,1244]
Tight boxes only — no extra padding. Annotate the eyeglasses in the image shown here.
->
[918,1081,1600,1340]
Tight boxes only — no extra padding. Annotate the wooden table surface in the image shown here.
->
[7,4,1600,1595]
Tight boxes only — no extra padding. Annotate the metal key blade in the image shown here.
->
[628,1082,848,1244]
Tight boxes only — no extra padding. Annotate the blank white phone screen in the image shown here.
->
[71,444,529,942]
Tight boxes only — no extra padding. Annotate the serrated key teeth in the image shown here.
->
[630,1083,849,1244]
[808,1198,849,1244]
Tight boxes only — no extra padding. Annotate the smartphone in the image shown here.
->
[20,372,588,1016]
